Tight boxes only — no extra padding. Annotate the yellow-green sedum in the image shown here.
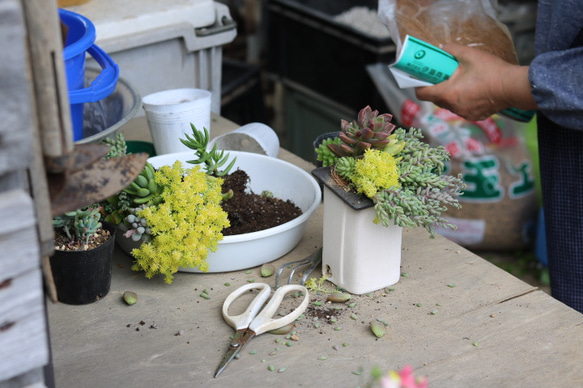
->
[131,161,230,283]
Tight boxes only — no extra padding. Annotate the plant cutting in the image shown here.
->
[312,105,465,294]
[110,125,319,282]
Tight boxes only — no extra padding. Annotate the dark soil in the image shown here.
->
[54,228,112,252]
[220,169,303,236]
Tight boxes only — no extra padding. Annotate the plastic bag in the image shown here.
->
[378,0,518,65]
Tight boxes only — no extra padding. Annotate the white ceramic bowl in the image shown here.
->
[146,151,321,272]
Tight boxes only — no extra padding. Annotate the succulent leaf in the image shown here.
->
[333,105,396,158]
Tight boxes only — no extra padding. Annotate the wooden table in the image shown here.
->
[47,116,583,387]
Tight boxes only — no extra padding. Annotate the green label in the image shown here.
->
[392,35,459,85]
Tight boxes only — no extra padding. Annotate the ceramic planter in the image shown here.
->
[313,167,402,294]
[50,222,116,305]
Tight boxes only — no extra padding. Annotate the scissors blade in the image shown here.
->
[214,329,256,378]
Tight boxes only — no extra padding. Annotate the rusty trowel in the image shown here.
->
[48,142,148,217]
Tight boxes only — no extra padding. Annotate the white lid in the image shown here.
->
[64,0,216,41]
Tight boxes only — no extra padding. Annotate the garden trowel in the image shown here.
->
[48,143,148,217]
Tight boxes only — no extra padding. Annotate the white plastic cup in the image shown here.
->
[208,122,280,157]
[142,88,211,155]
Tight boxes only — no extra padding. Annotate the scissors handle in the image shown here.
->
[222,283,272,330]
[249,284,309,335]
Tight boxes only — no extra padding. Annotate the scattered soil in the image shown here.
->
[54,228,112,252]
[305,305,345,322]
[220,169,303,236]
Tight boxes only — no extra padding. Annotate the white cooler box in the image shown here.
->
[65,0,237,114]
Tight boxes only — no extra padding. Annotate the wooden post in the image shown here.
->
[21,0,73,161]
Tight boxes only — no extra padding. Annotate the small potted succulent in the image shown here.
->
[51,205,117,305]
[312,106,465,294]
[50,135,129,304]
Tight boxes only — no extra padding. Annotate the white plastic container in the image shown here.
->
[321,186,402,294]
[142,88,211,155]
[69,0,237,114]
[209,122,280,158]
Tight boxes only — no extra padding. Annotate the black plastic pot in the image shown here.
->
[50,222,116,305]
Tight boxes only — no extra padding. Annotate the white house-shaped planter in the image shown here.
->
[314,168,403,294]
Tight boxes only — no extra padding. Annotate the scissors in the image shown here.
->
[214,282,309,377]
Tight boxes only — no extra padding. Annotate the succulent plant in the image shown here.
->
[315,106,466,237]
[120,205,153,242]
[180,124,237,177]
[315,137,342,167]
[327,105,396,158]
[100,133,127,159]
[130,161,230,283]
[123,162,164,206]
[53,206,102,245]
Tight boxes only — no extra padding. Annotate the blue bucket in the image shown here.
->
[59,9,119,141]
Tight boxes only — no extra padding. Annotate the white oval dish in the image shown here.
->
[145,151,321,272]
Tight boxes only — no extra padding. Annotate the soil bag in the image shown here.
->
[378,0,518,64]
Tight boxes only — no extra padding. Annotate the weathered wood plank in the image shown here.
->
[0,269,48,382]
[21,0,73,159]
[0,1,53,386]
[0,190,35,235]
[0,368,45,388]
[0,190,48,383]
[46,236,583,388]
[0,0,33,175]
[0,0,54,258]
[0,190,39,278]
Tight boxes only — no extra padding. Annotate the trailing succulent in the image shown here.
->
[315,105,465,236]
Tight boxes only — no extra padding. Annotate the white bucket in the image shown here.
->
[142,88,211,155]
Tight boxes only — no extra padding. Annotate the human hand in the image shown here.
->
[415,43,530,121]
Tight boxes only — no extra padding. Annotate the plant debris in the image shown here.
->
[370,320,387,338]
[261,263,276,277]
[122,291,138,305]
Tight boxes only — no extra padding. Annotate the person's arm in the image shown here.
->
[415,43,538,121]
